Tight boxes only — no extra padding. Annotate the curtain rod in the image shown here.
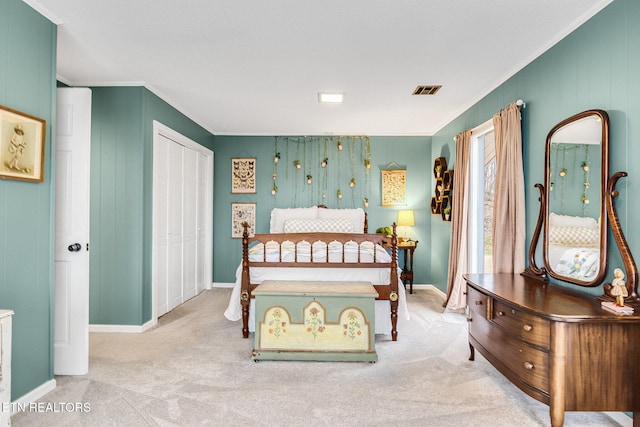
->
[451,99,526,141]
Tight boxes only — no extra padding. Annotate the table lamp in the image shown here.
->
[397,210,415,243]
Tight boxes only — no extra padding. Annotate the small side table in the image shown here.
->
[397,241,418,294]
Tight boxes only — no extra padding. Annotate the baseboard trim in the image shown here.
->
[213,282,234,288]
[409,284,446,297]
[89,319,156,333]
[604,412,632,427]
[11,379,57,415]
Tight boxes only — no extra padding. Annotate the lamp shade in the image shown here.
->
[397,210,415,227]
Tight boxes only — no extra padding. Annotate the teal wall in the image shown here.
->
[430,0,639,295]
[0,0,57,399]
[89,87,214,325]
[211,136,432,285]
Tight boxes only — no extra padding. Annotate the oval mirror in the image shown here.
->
[543,110,609,286]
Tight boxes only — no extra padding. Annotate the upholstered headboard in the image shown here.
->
[269,206,368,233]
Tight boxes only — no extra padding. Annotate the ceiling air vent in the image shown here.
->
[412,85,442,96]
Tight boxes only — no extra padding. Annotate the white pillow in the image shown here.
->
[317,208,365,233]
[283,218,354,233]
[549,213,598,229]
[269,207,318,233]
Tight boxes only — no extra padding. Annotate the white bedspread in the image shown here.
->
[223,243,410,335]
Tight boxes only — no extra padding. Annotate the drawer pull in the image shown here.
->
[523,324,533,332]
[497,311,505,316]
[475,301,483,306]
[523,361,535,370]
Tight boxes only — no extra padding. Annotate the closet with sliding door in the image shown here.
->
[153,122,213,318]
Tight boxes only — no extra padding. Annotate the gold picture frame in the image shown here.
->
[231,202,256,238]
[381,169,406,206]
[231,157,256,194]
[0,104,46,182]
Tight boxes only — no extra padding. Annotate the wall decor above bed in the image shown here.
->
[272,136,372,208]
[231,202,256,238]
[231,157,256,194]
[381,162,406,206]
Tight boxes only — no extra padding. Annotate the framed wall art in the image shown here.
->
[231,202,256,238]
[381,168,407,206]
[0,104,46,182]
[231,157,256,194]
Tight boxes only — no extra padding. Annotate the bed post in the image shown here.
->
[241,222,251,338]
[390,222,399,341]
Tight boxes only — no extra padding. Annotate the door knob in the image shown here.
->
[68,243,82,252]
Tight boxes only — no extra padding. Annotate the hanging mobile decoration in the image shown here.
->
[582,146,591,213]
[270,135,372,208]
[322,139,328,200]
[363,136,371,209]
[272,138,279,198]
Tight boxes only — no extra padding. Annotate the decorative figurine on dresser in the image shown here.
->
[464,110,640,427]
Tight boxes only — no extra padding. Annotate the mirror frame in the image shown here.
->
[544,110,609,286]
[524,109,638,299]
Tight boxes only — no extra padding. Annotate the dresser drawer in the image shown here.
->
[467,285,491,319]
[492,300,550,349]
[470,312,549,393]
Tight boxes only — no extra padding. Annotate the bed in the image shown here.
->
[223,206,409,341]
[547,213,601,281]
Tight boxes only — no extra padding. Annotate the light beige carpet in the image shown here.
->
[12,287,624,426]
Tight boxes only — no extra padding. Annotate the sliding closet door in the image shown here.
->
[167,140,185,312]
[182,147,199,301]
[196,152,208,294]
[153,122,213,320]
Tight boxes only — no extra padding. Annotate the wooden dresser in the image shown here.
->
[464,273,640,427]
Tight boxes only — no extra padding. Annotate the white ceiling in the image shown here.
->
[27,0,613,136]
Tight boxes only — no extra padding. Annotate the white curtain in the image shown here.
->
[492,102,526,273]
[444,130,472,312]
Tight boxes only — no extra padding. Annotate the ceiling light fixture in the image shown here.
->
[318,92,345,104]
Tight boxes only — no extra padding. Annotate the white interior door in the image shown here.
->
[54,87,91,375]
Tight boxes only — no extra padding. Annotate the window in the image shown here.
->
[468,120,495,274]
